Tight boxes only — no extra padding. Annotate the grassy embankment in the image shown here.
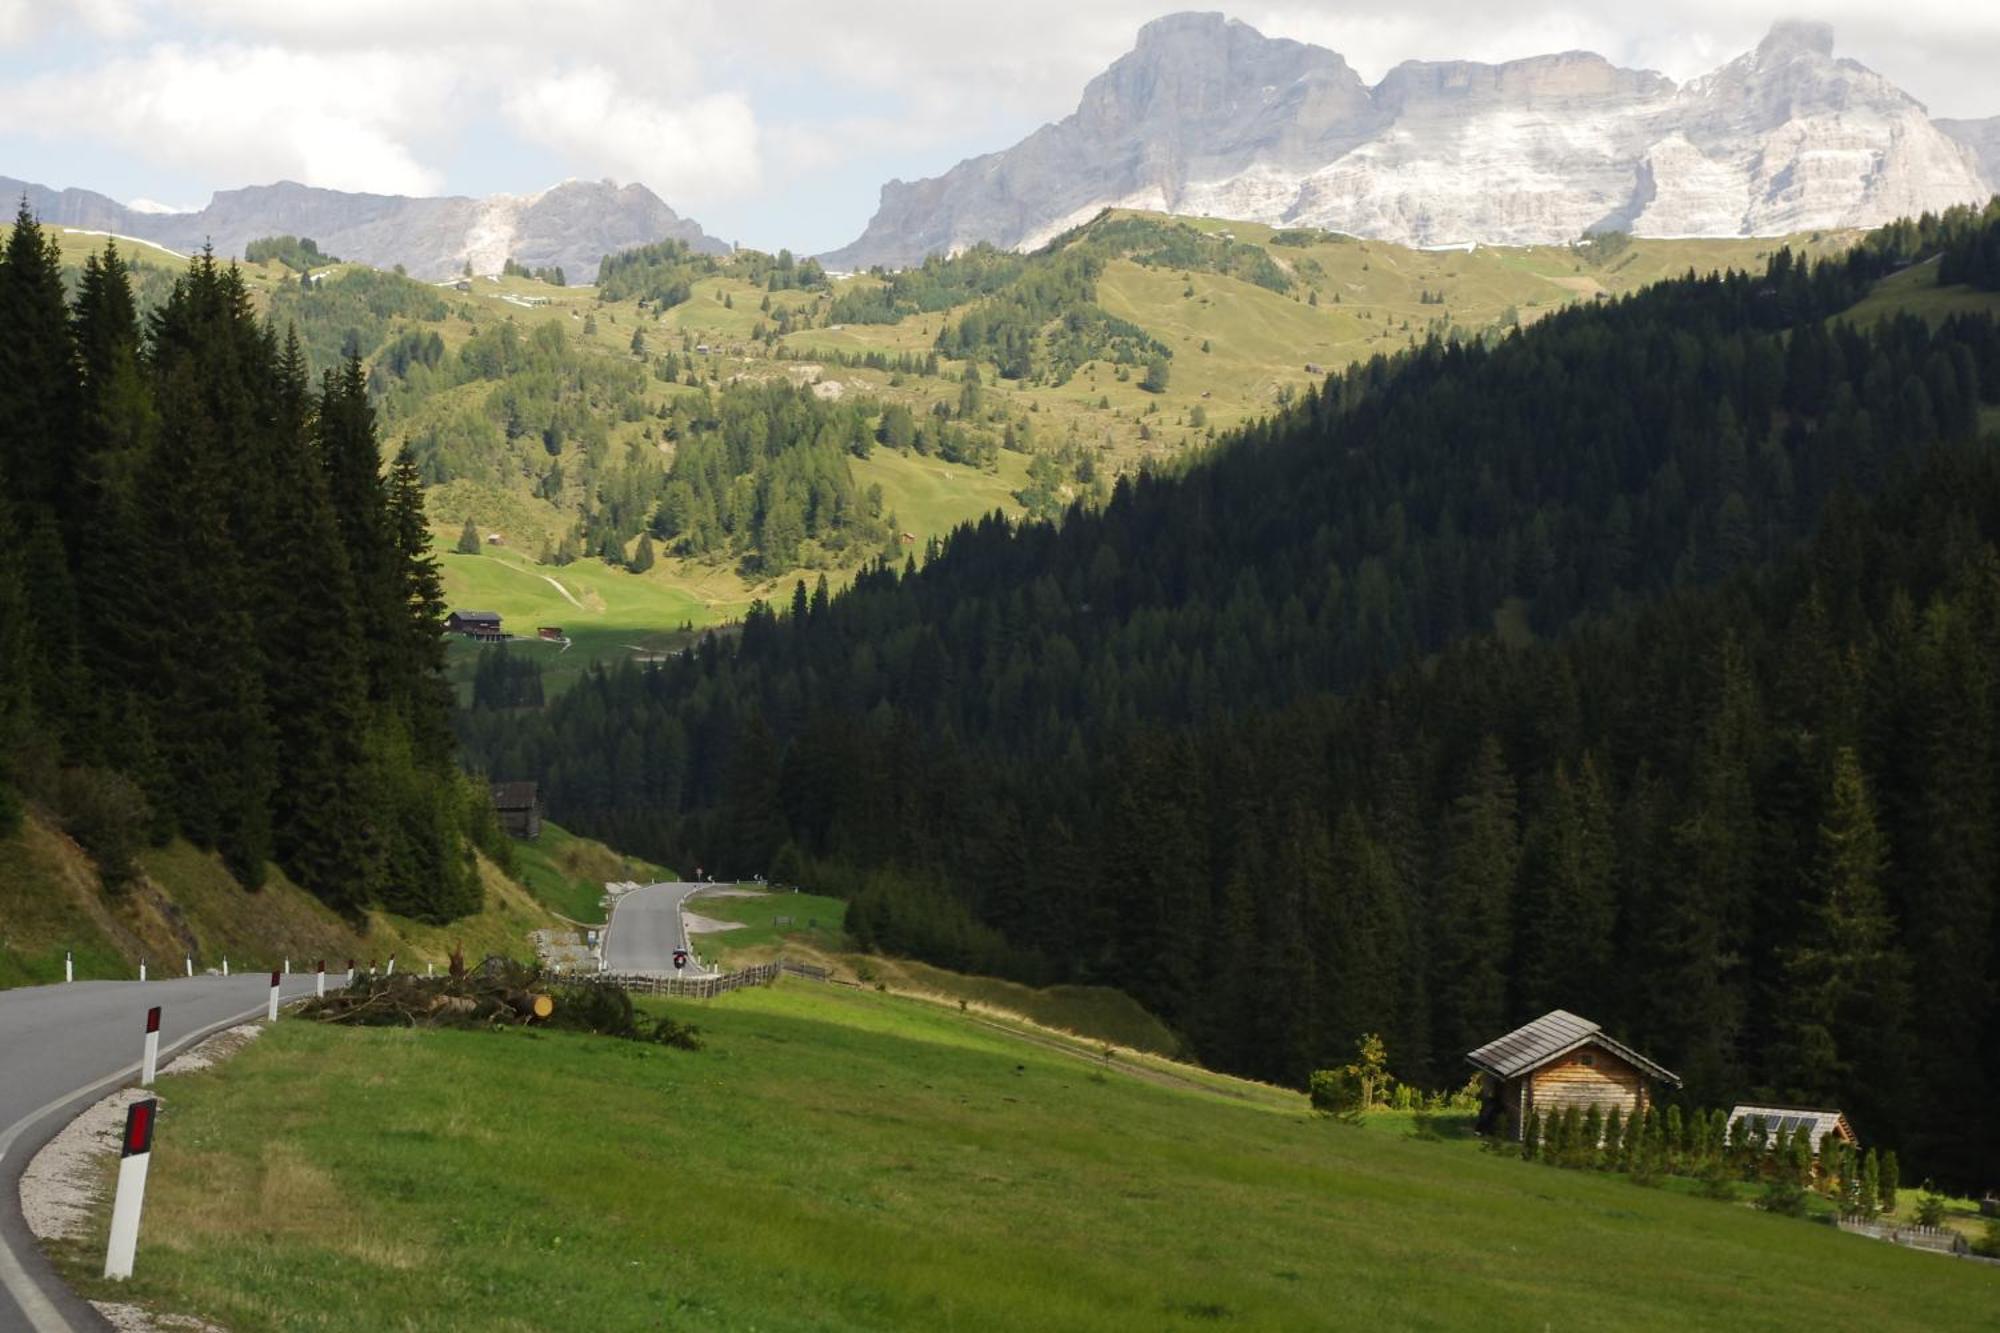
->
[0,808,646,986]
[686,888,1181,1057]
[46,980,2000,1331]
[506,820,670,926]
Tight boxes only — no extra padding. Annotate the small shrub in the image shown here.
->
[1698,1156,1738,1201]
[56,766,152,892]
[1916,1185,1948,1228]
[1756,1179,1808,1217]
[1308,1068,1366,1125]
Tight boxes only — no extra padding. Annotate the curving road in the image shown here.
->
[0,973,325,1333]
[601,883,713,976]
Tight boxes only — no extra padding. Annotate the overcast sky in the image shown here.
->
[2,2,1995,255]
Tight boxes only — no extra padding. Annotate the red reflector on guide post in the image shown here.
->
[122,1099,156,1158]
[270,970,279,986]
[145,1006,160,1034]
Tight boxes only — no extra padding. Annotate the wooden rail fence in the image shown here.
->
[1835,1217,1982,1258]
[580,959,838,999]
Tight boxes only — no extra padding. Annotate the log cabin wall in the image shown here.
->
[1523,1044,1647,1123]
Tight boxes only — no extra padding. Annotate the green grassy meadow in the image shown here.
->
[1839,259,2000,328]
[53,982,1998,1331]
[686,887,848,961]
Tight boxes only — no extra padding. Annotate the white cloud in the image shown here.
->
[503,66,761,201]
[1,43,453,195]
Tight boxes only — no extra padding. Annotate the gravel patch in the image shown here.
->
[682,911,747,935]
[90,1302,225,1332]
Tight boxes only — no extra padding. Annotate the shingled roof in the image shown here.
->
[489,781,539,811]
[1465,1009,1682,1087]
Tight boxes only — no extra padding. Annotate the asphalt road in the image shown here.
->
[0,973,324,1333]
[602,883,713,976]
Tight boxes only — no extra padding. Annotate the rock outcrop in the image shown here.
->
[825,13,1995,268]
[1938,117,2000,193]
[2,176,729,280]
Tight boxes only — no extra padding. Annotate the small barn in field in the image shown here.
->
[490,781,542,840]
[446,609,504,640]
[1726,1105,1857,1152]
[1466,1009,1682,1139]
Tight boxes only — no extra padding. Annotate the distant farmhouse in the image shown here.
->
[489,781,542,840]
[1726,1105,1857,1154]
[446,609,505,641]
[1466,1010,1682,1139]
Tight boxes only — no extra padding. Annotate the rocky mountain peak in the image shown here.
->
[1755,18,1837,64]
[825,14,1993,269]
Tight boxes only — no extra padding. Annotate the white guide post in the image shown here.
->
[284,956,290,975]
[140,1005,161,1086]
[65,951,72,983]
[315,960,325,998]
[103,1099,157,1280]
[266,969,281,1023]
[345,959,354,985]
[426,961,434,978]
[184,956,192,978]
[386,955,396,978]
[138,958,146,982]
[221,957,228,977]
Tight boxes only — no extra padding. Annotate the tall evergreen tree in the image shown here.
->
[1514,754,1617,1018]
[1773,747,1913,1135]
[136,251,276,885]
[1430,737,1519,1071]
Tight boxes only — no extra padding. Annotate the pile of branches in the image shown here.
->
[298,959,702,1049]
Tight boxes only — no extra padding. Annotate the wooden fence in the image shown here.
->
[585,961,788,1000]
[1836,1217,1975,1257]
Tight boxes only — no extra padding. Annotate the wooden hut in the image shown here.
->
[1725,1105,1857,1153]
[446,609,504,640]
[1466,1009,1682,1139]
[489,781,542,840]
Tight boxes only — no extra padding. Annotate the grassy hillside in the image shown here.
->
[508,820,670,925]
[48,982,1998,1331]
[24,215,1895,695]
[0,808,564,986]
[1839,256,2000,327]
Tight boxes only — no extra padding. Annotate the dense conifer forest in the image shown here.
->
[461,214,2000,1187]
[0,204,491,923]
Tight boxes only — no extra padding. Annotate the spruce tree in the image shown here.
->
[1880,1151,1900,1214]
[456,517,482,555]
[69,242,156,769]
[264,329,377,914]
[1602,1107,1623,1170]
[386,444,454,769]
[0,479,33,833]
[1431,736,1518,1063]
[0,199,79,520]
[136,252,276,885]
[1514,755,1617,1017]
[1522,1109,1542,1161]
[1774,747,1913,1129]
